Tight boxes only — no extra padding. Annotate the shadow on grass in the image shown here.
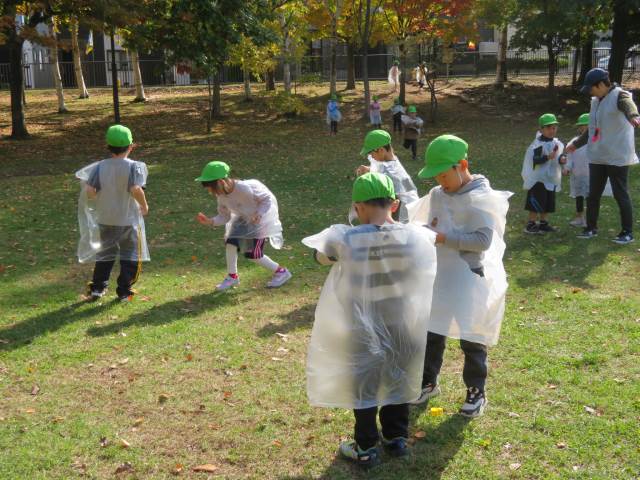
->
[280,413,469,480]
[86,290,242,337]
[0,299,116,352]
[256,303,315,338]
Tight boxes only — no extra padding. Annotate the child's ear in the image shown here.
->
[390,199,400,213]
[458,159,469,170]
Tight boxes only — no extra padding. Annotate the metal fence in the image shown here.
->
[2,48,639,91]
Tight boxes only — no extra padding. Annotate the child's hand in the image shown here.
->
[250,214,262,224]
[562,168,570,176]
[431,217,438,228]
[548,145,558,160]
[565,143,577,154]
[631,117,640,128]
[435,232,446,244]
[558,154,567,165]
[140,203,149,216]
[196,212,213,226]
[356,165,370,176]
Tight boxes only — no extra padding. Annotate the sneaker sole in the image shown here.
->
[612,238,634,245]
[523,229,542,235]
[459,399,488,418]
[409,385,441,405]
[266,272,292,289]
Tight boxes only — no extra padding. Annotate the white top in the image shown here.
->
[521,135,564,192]
[367,154,419,223]
[588,86,639,166]
[566,136,613,198]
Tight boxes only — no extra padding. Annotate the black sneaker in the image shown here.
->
[381,436,410,458]
[612,231,634,245]
[459,387,487,418]
[577,228,598,239]
[86,283,106,301]
[523,221,540,234]
[538,221,556,233]
[338,441,381,469]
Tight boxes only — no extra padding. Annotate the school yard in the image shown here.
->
[0,80,639,479]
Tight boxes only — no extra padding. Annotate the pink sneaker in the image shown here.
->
[216,275,239,291]
[266,268,292,288]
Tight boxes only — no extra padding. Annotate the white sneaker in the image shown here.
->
[569,217,586,227]
[216,275,239,291]
[266,268,292,288]
[409,383,441,405]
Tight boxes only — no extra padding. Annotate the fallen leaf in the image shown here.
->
[133,418,144,426]
[276,347,289,354]
[273,440,283,447]
[223,391,232,399]
[192,464,218,473]
[547,384,557,389]
[158,393,170,403]
[508,412,520,418]
[185,353,193,362]
[414,431,426,439]
[271,357,283,361]
[0,339,9,344]
[583,405,598,416]
[24,408,35,414]
[191,255,198,262]
[556,442,567,449]
[118,358,129,365]
[31,385,40,396]
[509,463,521,471]
[100,436,109,447]
[115,462,134,474]
[171,463,184,475]
[120,439,131,448]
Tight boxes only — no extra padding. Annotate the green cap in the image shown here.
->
[408,105,417,113]
[330,93,337,100]
[418,134,468,179]
[195,161,230,182]
[373,95,378,101]
[539,113,559,127]
[106,125,133,147]
[576,113,589,126]
[360,129,392,156]
[393,97,400,104]
[352,172,396,202]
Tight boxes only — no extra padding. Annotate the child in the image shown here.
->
[390,98,405,133]
[302,172,437,468]
[369,95,382,128]
[76,124,150,302]
[195,161,292,291]
[388,60,400,93]
[567,68,640,244]
[356,129,419,223]
[326,94,342,135]
[407,134,512,418]
[563,113,613,227]
[521,113,565,234]
[401,105,423,161]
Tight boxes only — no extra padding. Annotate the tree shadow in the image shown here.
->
[256,303,315,338]
[86,290,243,337]
[278,413,469,480]
[0,299,117,352]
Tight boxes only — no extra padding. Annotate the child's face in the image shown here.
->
[435,165,463,193]
[541,124,557,138]
[590,82,609,98]
[370,146,394,162]
[577,125,588,134]
[409,112,417,118]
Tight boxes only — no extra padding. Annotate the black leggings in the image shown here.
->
[586,164,633,232]
[403,139,417,159]
[576,196,584,213]
[353,403,409,450]
[330,121,338,133]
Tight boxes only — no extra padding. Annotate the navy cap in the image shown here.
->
[580,68,609,94]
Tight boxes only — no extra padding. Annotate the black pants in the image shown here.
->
[576,196,584,213]
[403,139,417,159]
[422,331,488,391]
[330,120,338,134]
[587,164,633,232]
[90,225,142,297]
[353,403,409,450]
[393,113,402,132]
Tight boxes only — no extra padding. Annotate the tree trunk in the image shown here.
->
[577,39,593,86]
[130,50,146,102]
[110,31,121,124]
[399,42,406,105]
[546,43,556,91]
[243,66,252,101]
[282,27,292,93]
[609,0,629,84]
[572,46,580,87]
[362,0,372,118]
[8,33,29,138]
[206,76,213,132]
[70,16,89,99]
[213,70,221,118]
[50,23,68,113]
[346,41,356,90]
[265,68,275,91]
[495,26,508,86]
[329,36,337,95]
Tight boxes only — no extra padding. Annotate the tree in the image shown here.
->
[608,0,640,84]
[69,16,89,98]
[475,0,517,87]
[382,0,475,104]
[48,17,69,113]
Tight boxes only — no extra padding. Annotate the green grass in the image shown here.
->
[1,81,639,479]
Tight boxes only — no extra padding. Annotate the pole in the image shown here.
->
[110,29,120,123]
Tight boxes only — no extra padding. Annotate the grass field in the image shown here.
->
[1,80,639,479]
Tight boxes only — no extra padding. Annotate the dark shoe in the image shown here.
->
[537,221,556,233]
[86,283,106,301]
[577,228,598,239]
[459,387,487,418]
[409,383,441,405]
[118,294,133,303]
[612,231,634,245]
[338,441,381,469]
[381,436,410,458]
[524,221,540,234]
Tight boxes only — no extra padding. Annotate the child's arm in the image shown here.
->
[130,185,149,215]
[617,91,640,126]
[85,185,97,199]
[443,228,493,252]
[313,250,337,265]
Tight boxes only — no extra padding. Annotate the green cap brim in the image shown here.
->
[541,122,559,127]
[418,163,453,179]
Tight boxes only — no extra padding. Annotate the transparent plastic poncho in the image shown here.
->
[76,159,150,264]
[216,180,284,249]
[566,136,612,198]
[302,223,437,409]
[368,156,419,223]
[326,100,342,124]
[521,135,564,191]
[407,184,512,346]
[388,65,399,86]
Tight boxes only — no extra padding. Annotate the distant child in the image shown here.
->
[356,129,419,223]
[388,60,400,93]
[326,94,342,135]
[195,161,292,291]
[369,95,382,128]
[76,125,150,302]
[408,134,512,418]
[390,98,405,133]
[521,114,566,234]
[401,105,423,160]
[563,113,612,227]
[303,172,437,469]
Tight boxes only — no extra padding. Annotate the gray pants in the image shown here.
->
[421,331,488,391]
